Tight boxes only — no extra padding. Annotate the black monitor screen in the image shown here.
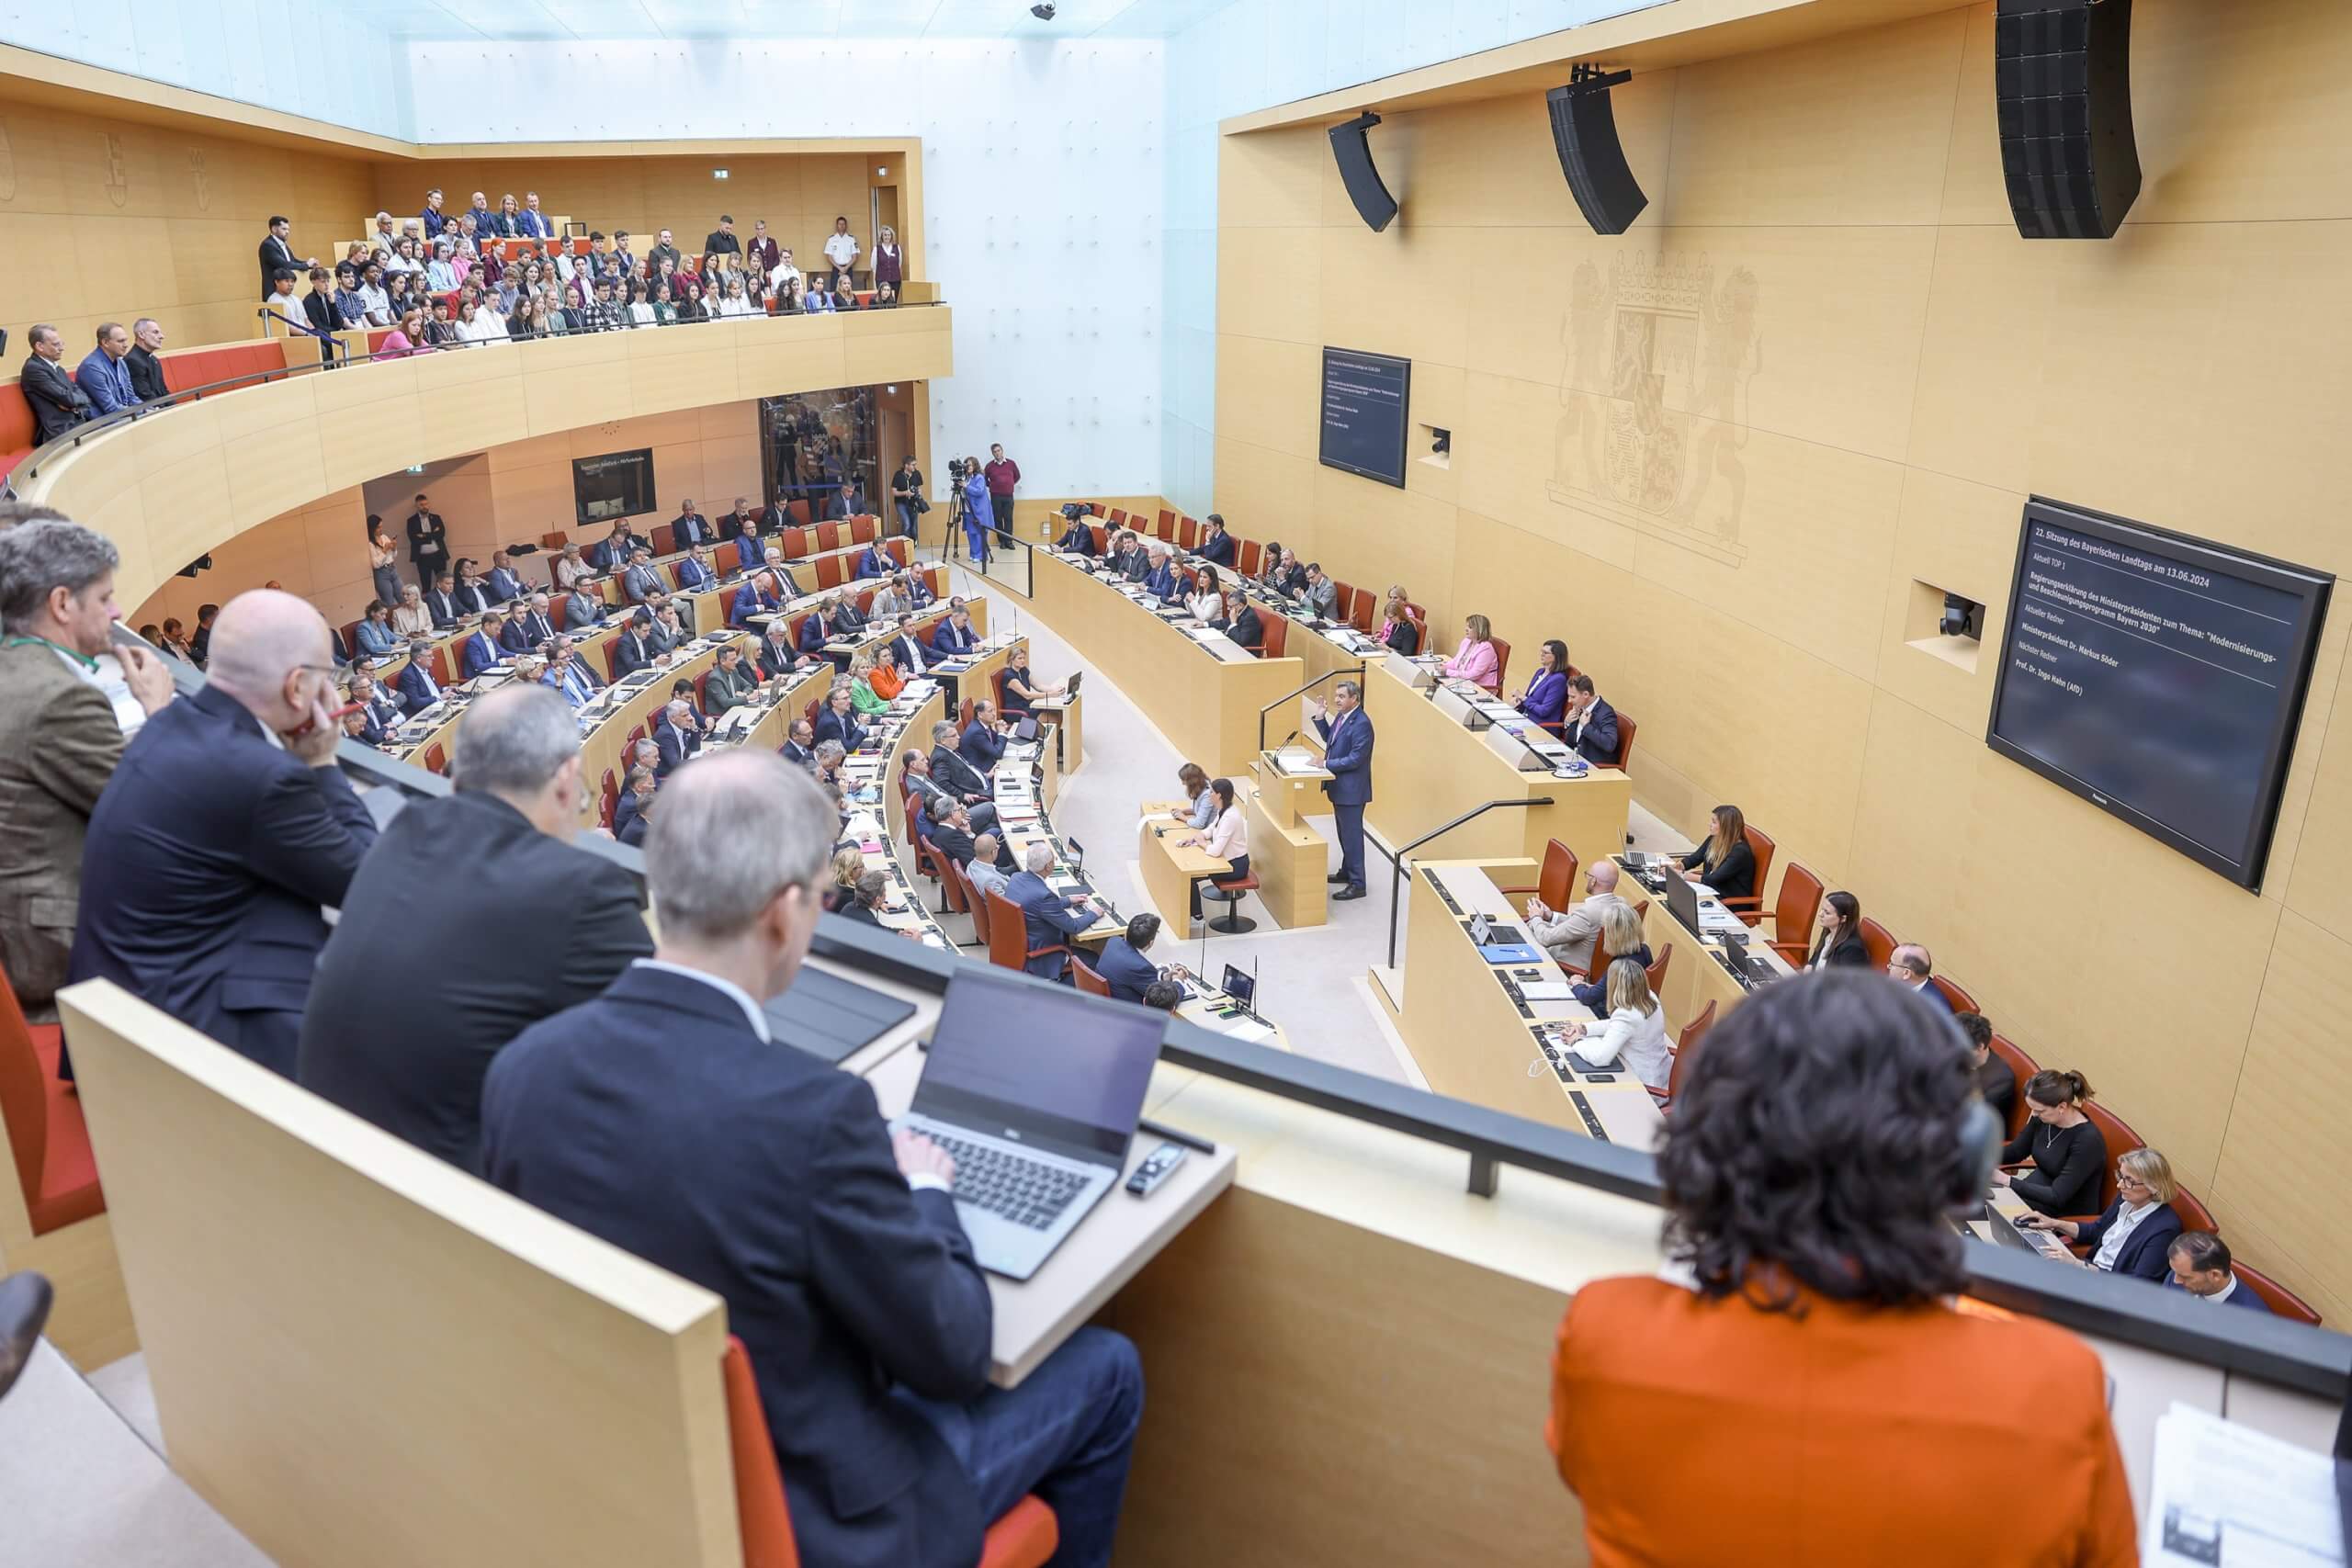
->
[917,969,1162,1157]
[1318,347,1410,489]
[573,448,654,525]
[1985,498,2331,891]
[1219,964,1255,1010]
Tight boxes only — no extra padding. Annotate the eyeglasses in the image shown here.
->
[2115,1169,2148,1189]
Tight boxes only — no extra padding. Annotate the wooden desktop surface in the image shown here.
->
[1030,550,1302,776]
[1377,858,1662,1147]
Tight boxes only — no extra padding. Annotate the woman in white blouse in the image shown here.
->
[1568,957,1672,1090]
[718,276,758,318]
[1187,564,1229,628]
[1177,776,1250,922]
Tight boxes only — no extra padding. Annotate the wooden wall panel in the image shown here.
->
[0,97,373,350]
[1212,0,2352,1313]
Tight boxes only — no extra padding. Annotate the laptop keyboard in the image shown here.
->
[929,1131,1090,1231]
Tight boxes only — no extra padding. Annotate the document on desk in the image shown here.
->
[2142,1403,2344,1567]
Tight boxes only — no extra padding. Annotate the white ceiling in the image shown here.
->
[343,0,1244,41]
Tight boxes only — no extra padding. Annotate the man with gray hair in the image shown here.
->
[69,590,379,1077]
[651,697,701,777]
[17,323,91,443]
[0,519,176,1021]
[481,750,1145,1567]
[1003,840,1102,980]
[299,683,651,1168]
[125,318,168,403]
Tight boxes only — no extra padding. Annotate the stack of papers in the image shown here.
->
[2142,1403,2344,1565]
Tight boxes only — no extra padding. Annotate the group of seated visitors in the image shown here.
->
[17,319,176,444]
[265,197,906,359]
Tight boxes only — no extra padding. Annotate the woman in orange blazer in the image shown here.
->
[1548,971,2138,1567]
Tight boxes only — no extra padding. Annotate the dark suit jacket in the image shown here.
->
[734,581,781,628]
[672,513,715,548]
[2162,1275,2276,1313]
[258,232,296,299]
[516,611,558,648]
[300,289,340,344]
[758,636,805,682]
[854,548,894,581]
[1196,531,1236,566]
[1810,931,1871,969]
[1005,870,1091,978]
[612,789,650,846]
[781,739,818,771]
[651,716,700,776]
[396,661,445,714]
[426,590,461,629]
[929,619,978,657]
[1228,604,1264,654]
[1315,707,1374,807]
[960,719,1005,770]
[461,631,503,677]
[1057,521,1096,555]
[2074,1201,2184,1282]
[813,706,867,755]
[125,345,169,403]
[68,686,379,1077]
[1910,979,1958,1016]
[930,746,989,801]
[19,355,91,443]
[1563,696,1620,764]
[497,620,535,655]
[1094,937,1159,1005]
[612,631,657,679]
[798,614,837,654]
[481,964,991,1568]
[1974,1053,2017,1128]
[297,791,650,1169]
[675,557,718,593]
[407,510,449,570]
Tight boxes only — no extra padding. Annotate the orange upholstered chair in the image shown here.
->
[1605,709,1635,769]
[421,740,448,775]
[0,383,38,488]
[0,956,104,1235]
[599,769,619,830]
[2074,1101,2143,1218]
[2234,1264,2323,1325]
[1652,998,1715,1109]
[1764,862,1824,964]
[1071,956,1113,998]
[1645,944,1672,998]
[1858,917,1897,971]
[1178,517,1199,550]
[987,891,1068,977]
[851,516,876,545]
[1985,1033,2040,1137]
[1487,637,1511,690]
[651,524,676,557]
[721,1337,1057,1568]
[1928,975,1979,1016]
[1238,540,1262,577]
[1260,613,1288,659]
[960,867,993,947]
[1499,839,1578,912]
[816,555,844,590]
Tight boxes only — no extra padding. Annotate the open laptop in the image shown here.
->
[894,968,1164,1280]
[1219,962,1257,1014]
[1466,910,1544,965]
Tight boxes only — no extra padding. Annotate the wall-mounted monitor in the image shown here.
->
[1985,498,2332,891]
[573,448,655,525]
[1318,347,1410,489]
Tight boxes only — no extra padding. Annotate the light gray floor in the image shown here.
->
[1,1343,270,1567]
[942,560,1690,1077]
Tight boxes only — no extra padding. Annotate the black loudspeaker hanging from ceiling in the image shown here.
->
[1327,111,1399,233]
[1545,64,1646,236]
[1996,0,2141,239]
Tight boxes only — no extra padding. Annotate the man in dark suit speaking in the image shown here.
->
[298,684,652,1169]
[69,590,379,1077]
[480,751,1143,1568]
[1310,678,1374,901]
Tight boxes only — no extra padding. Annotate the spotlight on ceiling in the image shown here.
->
[1031,3,1057,17]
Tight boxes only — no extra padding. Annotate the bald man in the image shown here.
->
[1525,859,1628,973]
[67,589,379,1077]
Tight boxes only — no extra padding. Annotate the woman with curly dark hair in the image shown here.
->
[1545,971,2135,1564]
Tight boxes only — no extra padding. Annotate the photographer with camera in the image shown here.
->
[957,455,992,565]
[889,454,925,540]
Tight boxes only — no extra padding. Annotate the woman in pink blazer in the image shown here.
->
[1441,613,1501,692]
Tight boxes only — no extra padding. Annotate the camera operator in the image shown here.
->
[983,442,1020,544]
[889,453,925,541]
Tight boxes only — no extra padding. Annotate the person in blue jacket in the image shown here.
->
[960,457,992,564]
[1512,639,1571,732]
[1312,679,1374,900]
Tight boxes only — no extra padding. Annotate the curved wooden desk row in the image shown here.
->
[11,307,956,611]
[1025,542,1632,881]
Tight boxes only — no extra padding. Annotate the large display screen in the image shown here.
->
[573,448,654,525]
[1986,499,2332,891]
[1318,347,1410,489]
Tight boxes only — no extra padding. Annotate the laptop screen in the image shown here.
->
[1664,865,1702,931]
[915,969,1164,1160]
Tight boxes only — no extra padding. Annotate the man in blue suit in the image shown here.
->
[961,700,1008,771]
[69,591,380,1077]
[2162,1233,2277,1314]
[542,640,604,710]
[1005,841,1102,981]
[496,604,536,655]
[929,605,979,658]
[395,636,446,713]
[650,700,701,778]
[1093,914,1164,1006]
[74,322,139,415]
[1142,545,1181,602]
[811,686,866,755]
[1195,513,1237,567]
[797,604,837,657]
[481,754,1141,1568]
[669,500,716,549]
[1891,946,1956,1015]
[459,615,505,678]
[1313,679,1374,900]
[674,545,718,594]
[854,541,894,580]
[732,569,783,629]
[1559,675,1619,764]
[485,550,528,604]
[736,530,768,575]
[610,612,659,679]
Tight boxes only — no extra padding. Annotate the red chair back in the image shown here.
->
[1768,863,1824,956]
[1645,943,1672,998]
[1238,540,1261,576]
[2078,1100,2142,1216]
[923,841,968,915]
[783,528,813,559]
[599,768,619,829]
[1503,839,1577,911]
[1089,524,1108,554]
[651,524,675,557]
[851,516,876,545]
[0,953,104,1235]
[1677,998,1717,1055]
[962,868,993,944]
[1178,517,1199,550]
[816,555,845,590]
[1986,1033,2040,1138]
[1608,709,1636,768]
[1261,613,1288,659]
[2233,1263,2323,1325]
[1928,975,1979,1015]
[1071,957,1112,998]
[817,522,842,553]
[422,740,448,775]
[1349,587,1374,632]
[1664,1001,1710,1103]
[1858,917,1897,971]
[722,1337,805,1568]
[986,890,1065,974]
[2169,1184,2217,1235]
[1487,637,1510,690]
[1727,824,1774,926]
[1108,508,1129,525]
